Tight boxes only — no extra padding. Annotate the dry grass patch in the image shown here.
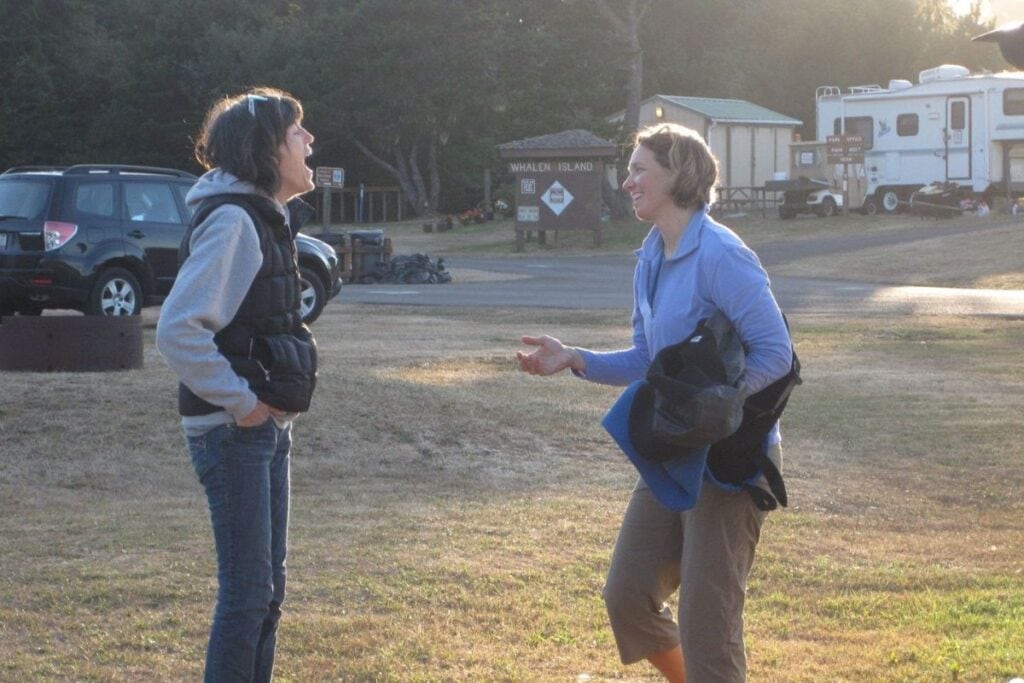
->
[771,218,1024,289]
[315,212,948,259]
[1,305,1023,680]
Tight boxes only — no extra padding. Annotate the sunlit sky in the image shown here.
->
[949,0,1018,25]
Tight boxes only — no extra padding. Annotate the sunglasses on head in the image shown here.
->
[246,94,269,117]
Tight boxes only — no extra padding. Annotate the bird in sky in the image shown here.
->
[972,21,1024,69]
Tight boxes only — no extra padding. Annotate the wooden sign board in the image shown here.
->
[508,159,603,232]
[826,135,865,164]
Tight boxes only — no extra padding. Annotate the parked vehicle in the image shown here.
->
[0,165,339,323]
[293,230,342,323]
[814,65,1024,213]
[908,181,965,218]
[766,177,843,219]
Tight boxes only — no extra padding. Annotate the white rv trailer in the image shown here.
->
[815,65,1024,213]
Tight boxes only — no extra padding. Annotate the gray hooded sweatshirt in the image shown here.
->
[155,169,292,435]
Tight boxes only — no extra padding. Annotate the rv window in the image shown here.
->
[897,114,918,136]
[950,101,965,130]
[1005,89,1024,116]
[832,116,874,150]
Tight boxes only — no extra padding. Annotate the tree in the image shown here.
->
[585,0,656,218]
[309,1,507,217]
[1,0,1005,213]
[594,0,656,136]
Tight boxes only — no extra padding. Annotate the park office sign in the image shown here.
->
[497,129,617,251]
[826,135,865,165]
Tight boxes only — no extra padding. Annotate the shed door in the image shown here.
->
[946,97,970,180]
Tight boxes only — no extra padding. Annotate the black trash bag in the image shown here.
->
[366,253,452,284]
[909,182,963,219]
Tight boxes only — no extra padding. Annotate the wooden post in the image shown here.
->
[351,238,363,283]
[339,243,353,282]
[321,188,331,228]
[843,163,850,214]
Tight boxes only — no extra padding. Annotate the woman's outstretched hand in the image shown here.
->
[517,335,585,376]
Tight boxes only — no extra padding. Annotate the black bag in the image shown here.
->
[706,348,801,511]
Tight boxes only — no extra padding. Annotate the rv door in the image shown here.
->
[946,97,970,180]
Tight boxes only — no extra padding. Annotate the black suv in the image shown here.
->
[0,165,340,323]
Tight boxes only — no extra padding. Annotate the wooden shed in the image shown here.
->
[612,95,801,189]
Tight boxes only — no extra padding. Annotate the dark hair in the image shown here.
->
[635,123,719,209]
[194,87,303,195]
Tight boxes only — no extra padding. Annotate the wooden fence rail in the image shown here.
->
[713,186,782,217]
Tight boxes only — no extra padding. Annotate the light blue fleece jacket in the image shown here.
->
[577,208,792,439]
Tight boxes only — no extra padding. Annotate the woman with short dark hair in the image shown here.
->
[157,87,319,682]
[517,123,792,682]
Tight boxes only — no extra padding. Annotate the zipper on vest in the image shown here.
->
[248,338,271,382]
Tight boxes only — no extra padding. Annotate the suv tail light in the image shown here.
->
[44,221,78,250]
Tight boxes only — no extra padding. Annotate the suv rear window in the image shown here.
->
[73,181,116,218]
[0,179,52,220]
[125,182,182,223]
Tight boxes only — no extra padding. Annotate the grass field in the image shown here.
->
[2,213,1024,681]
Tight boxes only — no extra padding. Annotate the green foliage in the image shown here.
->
[0,0,1006,206]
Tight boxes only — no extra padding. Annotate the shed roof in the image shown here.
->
[654,95,801,125]
[497,129,617,155]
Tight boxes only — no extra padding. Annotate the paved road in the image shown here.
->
[335,218,1024,317]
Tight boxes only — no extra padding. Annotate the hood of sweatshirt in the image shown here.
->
[185,169,287,221]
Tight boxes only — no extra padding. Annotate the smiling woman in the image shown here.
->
[515,122,793,682]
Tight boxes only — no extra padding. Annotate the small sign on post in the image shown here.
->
[315,167,345,227]
[826,135,865,165]
[315,167,346,188]
[826,136,864,215]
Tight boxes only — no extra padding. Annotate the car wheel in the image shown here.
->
[87,267,142,316]
[298,265,326,325]
[862,197,879,216]
[881,188,900,214]
[816,197,837,218]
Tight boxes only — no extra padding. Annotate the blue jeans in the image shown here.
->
[187,420,291,683]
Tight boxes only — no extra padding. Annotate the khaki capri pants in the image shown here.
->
[602,444,777,683]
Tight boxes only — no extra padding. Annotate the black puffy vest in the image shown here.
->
[177,194,317,416]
